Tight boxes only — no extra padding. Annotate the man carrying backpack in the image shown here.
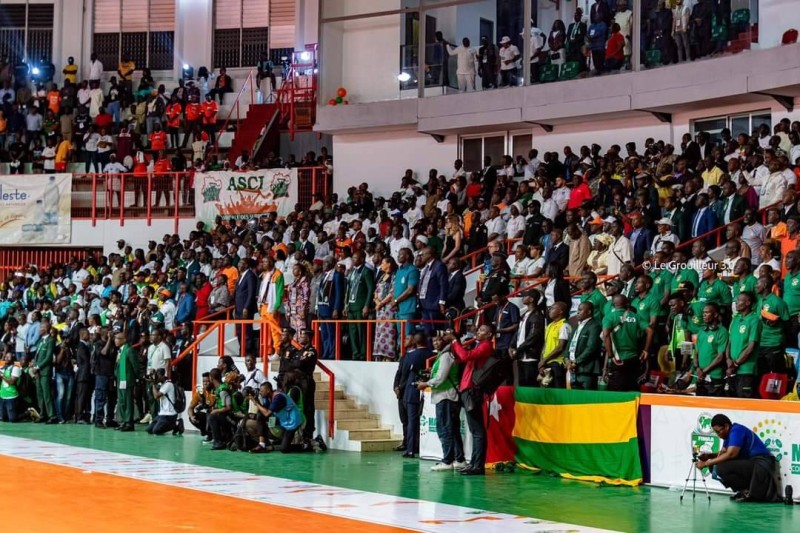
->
[417,333,466,472]
[146,368,184,435]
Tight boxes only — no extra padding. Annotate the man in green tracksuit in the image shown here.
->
[115,332,139,431]
[344,250,374,360]
[34,321,56,424]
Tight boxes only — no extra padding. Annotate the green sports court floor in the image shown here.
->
[0,424,793,532]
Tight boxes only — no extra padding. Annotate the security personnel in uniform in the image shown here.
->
[274,327,297,389]
[287,328,318,440]
[477,253,510,306]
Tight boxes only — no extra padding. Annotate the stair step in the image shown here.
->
[359,438,405,452]
[334,409,378,420]
[314,389,345,401]
[336,418,383,430]
[346,428,393,440]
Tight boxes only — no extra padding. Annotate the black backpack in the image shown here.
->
[166,380,187,413]
[471,351,511,395]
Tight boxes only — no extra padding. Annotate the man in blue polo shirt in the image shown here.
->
[696,413,780,502]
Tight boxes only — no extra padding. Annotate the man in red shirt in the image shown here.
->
[149,123,167,155]
[447,324,495,476]
[567,171,592,210]
[165,95,183,150]
[181,95,202,149]
[605,23,625,71]
[201,94,219,146]
[153,150,173,209]
[94,107,113,129]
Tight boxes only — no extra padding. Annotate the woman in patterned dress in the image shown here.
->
[287,263,310,340]
[373,256,398,361]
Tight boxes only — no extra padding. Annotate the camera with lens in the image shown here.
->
[243,386,256,398]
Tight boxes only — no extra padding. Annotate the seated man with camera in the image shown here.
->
[188,372,216,438]
[696,414,781,502]
[145,368,184,435]
[248,374,315,454]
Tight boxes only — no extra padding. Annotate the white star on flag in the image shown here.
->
[489,393,502,422]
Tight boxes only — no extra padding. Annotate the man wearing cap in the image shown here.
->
[651,217,680,254]
[157,288,177,330]
[498,36,520,87]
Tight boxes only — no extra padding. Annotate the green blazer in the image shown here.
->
[34,335,55,374]
[720,193,746,223]
[345,265,375,311]
[569,318,603,375]
[115,344,140,382]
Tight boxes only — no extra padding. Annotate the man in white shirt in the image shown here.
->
[240,354,267,390]
[143,329,172,425]
[447,37,477,92]
[524,149,541,179]
[146,369,182,435]
[485,206,507,240]
[552,177,571,213]
[740,208,766,266]
[88,53,104,82]
[607,219,632,276]
[507,244,535,277]
[761,160,787,208]
[498,36,520,86]
[157,289,177,330]
[388,226,413,262]
[650,218,680,254]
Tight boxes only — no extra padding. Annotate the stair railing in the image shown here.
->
[213,69,256,155]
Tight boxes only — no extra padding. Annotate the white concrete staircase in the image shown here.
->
[271,363,403,452]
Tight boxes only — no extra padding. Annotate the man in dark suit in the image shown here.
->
[480,156,497,201]
[234,258,258,356]
[445,258,466,312]
[566,302,603,389]
[418,247,449,337]
[566,8,588,70]
[544,227,569,272]
[315,257,344,360]
[510,293,545,387]
[691,193,718,247]
[344,250,374,361]
[393,332,432,457]
[628,212,654,265]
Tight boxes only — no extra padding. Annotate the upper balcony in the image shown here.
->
[315,0,800,135]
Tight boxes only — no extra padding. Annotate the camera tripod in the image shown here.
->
[680,456,712,502]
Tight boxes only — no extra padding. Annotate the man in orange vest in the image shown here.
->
[165,95,183,150]
[182,95,202,149]
[201,94,218,146]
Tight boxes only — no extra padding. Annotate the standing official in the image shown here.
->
[345,251,374,360]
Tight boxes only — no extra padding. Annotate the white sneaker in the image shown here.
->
[430,462,454,472]
[139,413,152,424]
[452,461,468,471]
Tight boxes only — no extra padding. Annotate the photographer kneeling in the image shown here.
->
[146,369,184,435]
[248,374,312,454]
[696,414,781,502]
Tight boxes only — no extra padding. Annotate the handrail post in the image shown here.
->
[313,320,321,353]
[328,372,335,437]
[173,173,180,234]
[191,346,198,392]
[366,321,373,362]
[91,174,97,226]
[119,174,125,226]
[146,173,153,226]
[217,322,224,356]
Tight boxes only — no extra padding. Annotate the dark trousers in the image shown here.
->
[786,315,800,350]
[94,374,117,424]
[573,373,598,390]
[318,309,335,359]
[544,362,567,389]
[347,308,366,360]
[404,401,420,453]
[0,398,17,422]
[716,459,757,492]
[301,378,316,440]
[398,396,408,447]
[464,395,487,471]
[209,412,231,445]
[117,386,134,425]
[278,427,311,453]
[734,374,755,398]
[190,411,209,435]
[499,68,518,87]
[608,358,641,392]
[591,50,606,72]
[518,360,540,387]
[74,380,92,421]
[696,377,724,396]
[209,87,233,103]
[420,308,444,338]
[435,399,464,464]
[147,414,177,435]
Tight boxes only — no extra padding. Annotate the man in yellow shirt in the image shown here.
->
[700,155,723,188]
[62,57,78,84]
[55,135,73,172]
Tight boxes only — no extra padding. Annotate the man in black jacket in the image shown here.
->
[92,327,118,428]
[445,258,466,312]
[510,294,545,386]
[74,326,93,423]
[208,67,233,103]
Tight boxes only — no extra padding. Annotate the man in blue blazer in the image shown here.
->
[417,247,449,337]
[691,193,719,248]
[628,212,654,266]
[234,258,258,356]
[315,257,345,359]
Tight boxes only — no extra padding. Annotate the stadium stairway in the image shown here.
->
[270,362,404,452]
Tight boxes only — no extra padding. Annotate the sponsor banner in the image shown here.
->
[194,169,297,226]
[0,173,71,244]
[650,405,800,491]
[419,389,473,461]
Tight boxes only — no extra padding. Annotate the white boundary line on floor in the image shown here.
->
[0,435,616,533]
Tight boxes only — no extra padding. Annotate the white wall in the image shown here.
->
[332,129,458,197]
[341,16,402,103]
[69,218,198,255]
[296,0,319,50]
[757,0,800,48]
[532,116,673,154]
[177,0,213,78]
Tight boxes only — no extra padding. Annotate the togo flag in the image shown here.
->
[485,385,516,465]
[513,388,642,486]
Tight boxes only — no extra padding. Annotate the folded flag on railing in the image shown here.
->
[513,388,642,486]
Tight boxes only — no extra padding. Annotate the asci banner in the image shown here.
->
[0,173,71,244]
[194,169,297,226]
[649,405,800,492]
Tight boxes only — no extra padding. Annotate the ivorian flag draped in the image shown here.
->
[485,385,516,465]
[513,388,642,486]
